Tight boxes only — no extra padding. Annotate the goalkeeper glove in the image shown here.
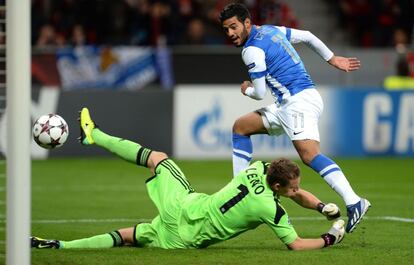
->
[321,219,345,247]
[317,202,341,220]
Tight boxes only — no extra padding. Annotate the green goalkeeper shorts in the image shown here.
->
[134,159,195,249]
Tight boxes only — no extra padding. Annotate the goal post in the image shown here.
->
[6,0,31,264]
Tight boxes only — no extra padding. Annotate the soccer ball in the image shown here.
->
[33,114,69,149]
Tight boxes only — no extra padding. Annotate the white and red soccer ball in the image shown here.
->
[33,114,69,149]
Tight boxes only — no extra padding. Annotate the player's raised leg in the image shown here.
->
[232,112,267,176]
[79,107,154,168]
[293,140,371,233]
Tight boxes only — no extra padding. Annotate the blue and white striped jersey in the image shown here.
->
[242,25,333,103]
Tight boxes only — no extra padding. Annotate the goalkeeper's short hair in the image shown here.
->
[266,158,300,188]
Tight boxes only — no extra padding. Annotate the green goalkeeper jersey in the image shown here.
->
[177,161,298,248]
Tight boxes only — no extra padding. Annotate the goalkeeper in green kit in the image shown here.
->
[31,107,345,251]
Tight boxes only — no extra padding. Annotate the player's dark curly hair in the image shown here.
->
[219,2,251,24]
[266,158,300,187]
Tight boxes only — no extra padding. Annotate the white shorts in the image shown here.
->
[257,89,323,141]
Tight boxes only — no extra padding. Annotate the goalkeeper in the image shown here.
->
[31,107,344,250]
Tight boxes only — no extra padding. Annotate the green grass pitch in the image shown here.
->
[7,157,414,264]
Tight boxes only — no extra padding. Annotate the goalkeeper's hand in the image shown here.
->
[321,219,345,247]
[317,203,341,220]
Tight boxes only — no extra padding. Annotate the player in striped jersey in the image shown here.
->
[31,107,344,250]
[219,3,370,233]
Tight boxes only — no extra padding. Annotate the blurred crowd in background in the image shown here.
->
[31,0,298,48]
[331,0,414,81]
[31,0,413,49]
[334,0,413,48]
[27,0,414,85]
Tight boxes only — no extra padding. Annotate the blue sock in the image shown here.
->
[310,154,340,177]
[310,154,360,205]
[232,133,252,177]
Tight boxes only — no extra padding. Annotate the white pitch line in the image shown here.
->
[0,216,411,224]
[379,216,414,223]
[293,217,325,221]
[31,218,150,224]
[32,185,146,192]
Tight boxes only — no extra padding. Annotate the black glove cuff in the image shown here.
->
[317,202,325,213]
[321,233,336,247]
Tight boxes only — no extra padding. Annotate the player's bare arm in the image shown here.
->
[289,189,340,220]
[289,189,323,210]
[328,56,361,72]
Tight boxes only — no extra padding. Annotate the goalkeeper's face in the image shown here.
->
[275,177,300,198]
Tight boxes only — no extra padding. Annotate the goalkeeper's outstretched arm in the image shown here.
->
[288,189,321,210]
[287,220,345,250]
[288,189,340,220]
